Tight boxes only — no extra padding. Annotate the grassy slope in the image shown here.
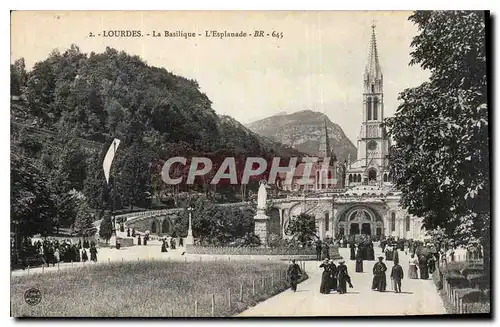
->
[11,261,307,317]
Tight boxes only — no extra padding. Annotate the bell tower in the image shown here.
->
[356,22,390,182]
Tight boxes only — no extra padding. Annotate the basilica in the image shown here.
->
[265,24,426,242]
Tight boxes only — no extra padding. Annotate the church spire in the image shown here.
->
[365,21,382,84]
[318,116,331,159]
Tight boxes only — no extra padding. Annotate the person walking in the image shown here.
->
[367,242,375,261]
[287,259,302,292]
[90,245,98,262]
[391,260,404,293]
[349,243,356,261]
[408,253,419,279]
[372,256,387,292]
[418,254,429,279]
[81,248,89,262]
[355,247,364,272]
[328,259,338,292]
[319,259,331,294]
[336,260,353,294]
[428,254,436,275]
[316,240,323,261]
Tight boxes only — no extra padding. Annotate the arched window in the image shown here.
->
[357,174,362,182]
[371,84,375,93]
[349,174,353,183]
[367,97,372,120]
[368,169,377,181]
[162,219,171,234]
[151,221,157,234]
[391,213,396,232]
[325,212,330,231]
[405,216,410,232]
[383,173,388,182]
[373,97,378,120]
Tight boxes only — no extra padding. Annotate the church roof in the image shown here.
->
[278,162,334,180]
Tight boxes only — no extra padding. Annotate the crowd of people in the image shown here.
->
[160,237,179,252]
[314,238,338,261]
[318,259,353,294]
[287,235,447,295]
[11,237,99,268]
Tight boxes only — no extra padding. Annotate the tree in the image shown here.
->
[11,145,56,239]
[385,11,489,282]
[83,150,107,213]
[73,200,95,237]
[115,141,153,211]
[11,58,27,97]
[285,213,317,246]
[99,213,113,243]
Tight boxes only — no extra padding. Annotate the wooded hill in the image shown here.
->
[10,45,302,237]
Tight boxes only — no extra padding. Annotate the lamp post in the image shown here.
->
[186,207,194,245]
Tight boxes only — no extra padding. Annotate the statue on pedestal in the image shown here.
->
[257,180,267,212]
[254,180,270,246]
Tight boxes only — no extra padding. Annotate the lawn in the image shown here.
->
[11,260,307,317]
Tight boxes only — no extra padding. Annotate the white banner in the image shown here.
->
[102,138,121,184]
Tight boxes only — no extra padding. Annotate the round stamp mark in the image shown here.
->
[24,288,42,306]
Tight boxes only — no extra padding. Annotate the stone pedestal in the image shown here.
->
[185,231,194,246]
[328,244,343,260]
[254,210,270,246]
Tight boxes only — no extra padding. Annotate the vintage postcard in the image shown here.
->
[10,10,490,318]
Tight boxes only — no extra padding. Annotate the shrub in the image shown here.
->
[267,234,282,248]
[455,288,489,302]
[432,269,443,290]
[186,245,316,256]
[445,275,470,288]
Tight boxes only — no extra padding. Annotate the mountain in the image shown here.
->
[217,115,303,157]
[246,110,357,162]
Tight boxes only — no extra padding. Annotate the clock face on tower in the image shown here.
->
[368,140,378,151]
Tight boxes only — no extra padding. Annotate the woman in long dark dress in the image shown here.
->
[328,259,338,291]
[419,255,429,279]
[372,256,387,292]
[349,243,356,261]
[90,246,98,262]
[355,248,364,272]
[319,259,331,294]
[427,255,436,274]
[81,248,88,262]
[337,261,353,294]
[367,243,375,261]
[393,248,400,263]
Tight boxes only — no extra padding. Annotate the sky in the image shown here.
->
[11,11,430,144]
